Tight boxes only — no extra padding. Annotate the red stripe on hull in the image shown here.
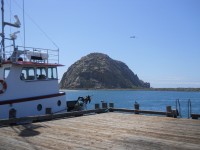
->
[0,92,65,105]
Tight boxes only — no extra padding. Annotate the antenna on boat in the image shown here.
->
[10,31,20,48]
[1,0,21,63]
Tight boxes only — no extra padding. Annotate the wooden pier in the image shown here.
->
[0,107,180,126]
[0,112,200,150]
[0,105,198,126]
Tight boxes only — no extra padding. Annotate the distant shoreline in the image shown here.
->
[62,88,200,92]
[148,88,200,92]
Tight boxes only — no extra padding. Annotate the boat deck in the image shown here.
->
[0,112,200,150]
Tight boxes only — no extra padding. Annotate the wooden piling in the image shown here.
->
[166,106,172,117]
[109,103,114,112]
[102,102,107,109]
[95,104,100,109]
[109,103,114,108]
[134,103,140,114]
[172,110,177,118]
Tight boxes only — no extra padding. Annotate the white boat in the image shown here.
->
[0,0,66,119]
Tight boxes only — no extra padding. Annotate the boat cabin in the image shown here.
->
[0,0,66,120]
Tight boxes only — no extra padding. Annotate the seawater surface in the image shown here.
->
[63,90,200,118]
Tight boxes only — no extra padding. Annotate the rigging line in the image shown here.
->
[9,0,12,51]
[9,0,12,33]
[13,0,59,49]
[4,0,12,51]
[22,0,25,49]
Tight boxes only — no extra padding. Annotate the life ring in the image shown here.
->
[0,80,7,94]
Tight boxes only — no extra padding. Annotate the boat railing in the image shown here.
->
[2,46,59,64]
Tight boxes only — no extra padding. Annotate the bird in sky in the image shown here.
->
[130,36,136,38]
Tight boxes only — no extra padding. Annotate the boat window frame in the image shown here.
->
[21,67,35,80]
[4,67,11,79]
[48,67,58,80]
[20,66,58,81]
[36,67,47,80]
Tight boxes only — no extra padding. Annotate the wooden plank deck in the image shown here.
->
[0,112,200,150]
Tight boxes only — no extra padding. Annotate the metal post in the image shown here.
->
[58,48,59,64]
[188,99,192,119]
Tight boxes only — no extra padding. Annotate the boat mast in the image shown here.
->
[1,0,5,62]
[0,0,21,63]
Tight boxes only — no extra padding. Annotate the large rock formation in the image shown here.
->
[60,53,150,89]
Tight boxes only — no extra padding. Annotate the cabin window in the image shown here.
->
[37,104,42,111]
[21,67,35,80]
[48,67,57,79]
[36,67,47,80]
[4,67,10,79]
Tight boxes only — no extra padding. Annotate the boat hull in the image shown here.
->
[0,92,66,119]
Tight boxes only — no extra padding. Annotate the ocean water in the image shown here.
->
[63,90,200,118]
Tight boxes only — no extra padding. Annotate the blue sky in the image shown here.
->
[3,0,200,88]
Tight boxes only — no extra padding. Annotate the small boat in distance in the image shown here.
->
[0,0,66,119]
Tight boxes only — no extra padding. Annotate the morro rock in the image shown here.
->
[60,53,150,89]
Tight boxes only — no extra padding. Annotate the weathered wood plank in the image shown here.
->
[0,112,199,150]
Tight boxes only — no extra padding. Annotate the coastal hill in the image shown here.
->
[60,53,150,89]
